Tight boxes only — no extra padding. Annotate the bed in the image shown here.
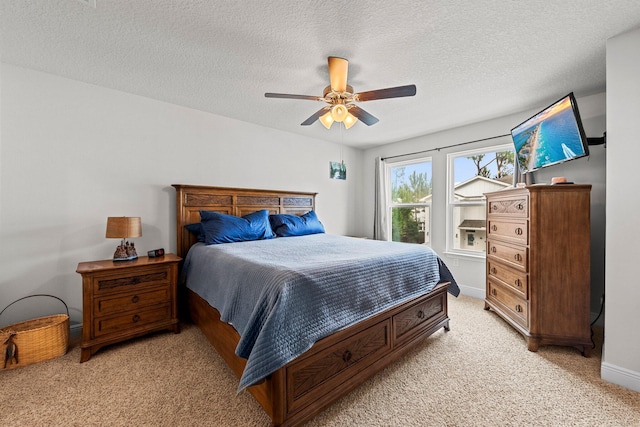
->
[172,184,458,426]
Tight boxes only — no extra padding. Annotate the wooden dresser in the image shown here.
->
[484,184,591,356]
[76,254,181,362]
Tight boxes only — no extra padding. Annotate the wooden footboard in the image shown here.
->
[187,281,450,426]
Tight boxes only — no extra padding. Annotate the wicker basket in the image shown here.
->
[0,294,69,370]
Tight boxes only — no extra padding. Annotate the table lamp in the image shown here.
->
[106,216,142,261]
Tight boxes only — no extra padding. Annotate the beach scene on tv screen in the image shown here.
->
[512,96,587,172]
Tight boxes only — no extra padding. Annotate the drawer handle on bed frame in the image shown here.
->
[342,350,352,363]
[131,295,140,304]
[132,314,140,323]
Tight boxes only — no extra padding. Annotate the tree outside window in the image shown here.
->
[389,160,432,244]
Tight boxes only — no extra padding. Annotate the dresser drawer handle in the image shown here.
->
[342,350,352,363]
[515,279,522,288]
[417,310,425,319]
[515,304,523,313]
[491,225,498,232]
[515,227,523,235]
[131,295,140,304]
[132,314,141,323]
[490,267,497,274]
[514,254,522,262]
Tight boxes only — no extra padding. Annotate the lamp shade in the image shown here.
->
[106,217,142,239]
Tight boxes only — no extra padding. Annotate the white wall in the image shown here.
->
[603,27,640,393]
[360,93,607,307]
[0,63,363,326]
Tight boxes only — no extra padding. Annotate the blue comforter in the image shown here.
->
[182,234,458,391]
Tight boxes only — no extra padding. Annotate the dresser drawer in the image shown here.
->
[487,280,528,327]
[487,239,528,271]
[92,266,171,295]
[487,219,528,245]
[287,319,391,412]
[487,260,528,298]
[393,292,446,344]
[93,286,170,316]
[93,303,171,337]
[487,196,529,217]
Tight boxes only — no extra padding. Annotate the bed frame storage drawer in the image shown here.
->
[393,290,447,345]
[286,319,391,413]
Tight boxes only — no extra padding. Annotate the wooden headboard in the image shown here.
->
[172,184,317,259]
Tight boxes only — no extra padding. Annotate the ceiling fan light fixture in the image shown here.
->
[331,104,348,122]
[320,111,334,129]
[343,113,358,129]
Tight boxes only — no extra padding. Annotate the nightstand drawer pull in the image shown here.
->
[515,228,523,235]
[490,267,497,274]
[491,289,497,296]
[417,310,425,319]
[491,225,498,231]
[342,350,352,363]
[515,279,522,288]
[132,314,141,323]
[516,203,524,210]
[131,295,140,304]
[514,254,522,262]
[515,304,523,313]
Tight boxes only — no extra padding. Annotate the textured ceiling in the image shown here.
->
[2,1,640,149]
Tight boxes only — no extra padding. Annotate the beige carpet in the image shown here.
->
[1,294,639,427]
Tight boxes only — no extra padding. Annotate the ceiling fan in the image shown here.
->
[265,57,416,129]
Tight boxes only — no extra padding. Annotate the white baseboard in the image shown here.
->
[457,284,485,300]
[601,362,640,393]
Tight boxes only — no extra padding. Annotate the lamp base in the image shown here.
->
[113,241,138,261]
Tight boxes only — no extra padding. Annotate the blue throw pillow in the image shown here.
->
[269,211,325,237]
[200,209,275,244]
[185,223,205,243]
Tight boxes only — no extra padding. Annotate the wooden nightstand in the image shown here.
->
[76,254,181,362]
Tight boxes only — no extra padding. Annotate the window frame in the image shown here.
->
[445,143,514,257]
[385,156,433,246]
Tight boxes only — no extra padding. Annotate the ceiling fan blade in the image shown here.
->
[265,93,323,101]
[301,106,331,126]
[349,105,379,126]
[328,57,349,92]
[354,84,417,102]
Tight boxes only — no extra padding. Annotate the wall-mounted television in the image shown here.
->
[511,92,589,174]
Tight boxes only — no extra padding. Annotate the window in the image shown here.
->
[387,158,432,245]
[447,144,514,255]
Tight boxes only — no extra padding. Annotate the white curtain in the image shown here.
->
[373,157,389,241]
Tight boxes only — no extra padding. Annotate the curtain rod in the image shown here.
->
[381,133,511,161]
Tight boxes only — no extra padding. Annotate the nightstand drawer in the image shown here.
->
[94,286,170,316]
[92,267,170,295]
[94,303,171,337]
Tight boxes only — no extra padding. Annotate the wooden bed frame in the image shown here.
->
[173,184,451,426]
